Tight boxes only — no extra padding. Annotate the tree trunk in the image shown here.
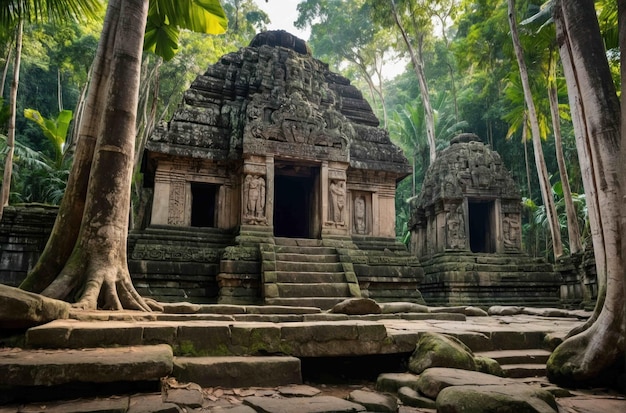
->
[390,0,437,164]
[0,20,22,221]
[20,1,119,293]
[508,0,563,260]
[547,0,625,386]
[547,53,582,255]
[22,0,154,311]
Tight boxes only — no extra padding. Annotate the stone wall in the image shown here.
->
[0,205,57,287]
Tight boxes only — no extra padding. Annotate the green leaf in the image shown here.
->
[145,0,227,61]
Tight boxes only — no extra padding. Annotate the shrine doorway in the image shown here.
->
[273,162,320,238]
[191,182,218,227]
[468,199,496,253]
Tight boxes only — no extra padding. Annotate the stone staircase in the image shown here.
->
[261,238,360,309]
[476,349,552,379]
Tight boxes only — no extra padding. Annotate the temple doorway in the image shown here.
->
[468,200,496,253]
[273,163,319,238]
[191,182,218,227]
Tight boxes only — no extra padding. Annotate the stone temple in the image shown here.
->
[408,133,563,307]
[133,31,422,308]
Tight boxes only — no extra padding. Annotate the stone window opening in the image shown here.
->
[190,182,218,227]
[468,199,496,253]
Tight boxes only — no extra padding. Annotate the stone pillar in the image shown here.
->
[151,169,170,225]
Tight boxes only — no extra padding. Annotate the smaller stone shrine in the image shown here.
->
[408,133,562,307]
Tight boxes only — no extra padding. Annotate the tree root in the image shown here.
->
[547,306,625,387]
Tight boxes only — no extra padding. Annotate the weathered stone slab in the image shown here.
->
[0,284,70,329]
[488,306,524,316]
[436,384,557,413]
[347,389,397,412]
[173,356,301,388]
[376,372,420,393]
[128,394,181,413]
[397,386,437,409]
[278,384,322,397]
[417,368,517,399]
[243,395,366,413]
[0,345,173,386]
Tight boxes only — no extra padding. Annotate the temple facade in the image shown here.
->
[133,31,422,307]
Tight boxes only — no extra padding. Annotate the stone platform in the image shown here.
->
[2,304,613,412]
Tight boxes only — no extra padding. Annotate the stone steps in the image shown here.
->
[276,253,339,263]
[265,297,349,309]
[263,238,357,308]
[275,261,344,272]
[275,282,350,297]
[273,271,347,283]
[476,349,552,379]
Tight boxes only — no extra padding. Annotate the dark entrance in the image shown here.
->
[468,200,495,253]
[191,182,217,227]
[274,167,317,238]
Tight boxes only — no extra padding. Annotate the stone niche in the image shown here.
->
[408,133,562,307]
[135,30,422,306]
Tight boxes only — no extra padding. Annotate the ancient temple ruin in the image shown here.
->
[408,133,562,307]
[132,31,422,307]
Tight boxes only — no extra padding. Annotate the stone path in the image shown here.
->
[1,302,625,412]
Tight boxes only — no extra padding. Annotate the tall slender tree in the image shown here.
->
[20,0,227,310]
[507,0,563,259]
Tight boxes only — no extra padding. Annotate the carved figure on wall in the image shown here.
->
[503,215,520,248]
[329,180,345,224]
[354,196,367,234]
[243,175,266,224]
[446,204,466,249]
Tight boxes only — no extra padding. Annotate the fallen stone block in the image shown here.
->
[417,367,518,399]
[347,389,397,412]
[0,284,70,329]
[375,372,420,393]
[128,393,181,413]
[397,386,437,409]
[436,384,558,413]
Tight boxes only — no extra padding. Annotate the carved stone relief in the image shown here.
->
[243,174,267,225]
[446,204,466,249]
[329,180,346,225]
[502,214,521,249]
[353,195,367,234]
[168,181,185,225]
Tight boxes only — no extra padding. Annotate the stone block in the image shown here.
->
[173,356,301,388]
[230,324,282,354]
[175,324,231,356]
